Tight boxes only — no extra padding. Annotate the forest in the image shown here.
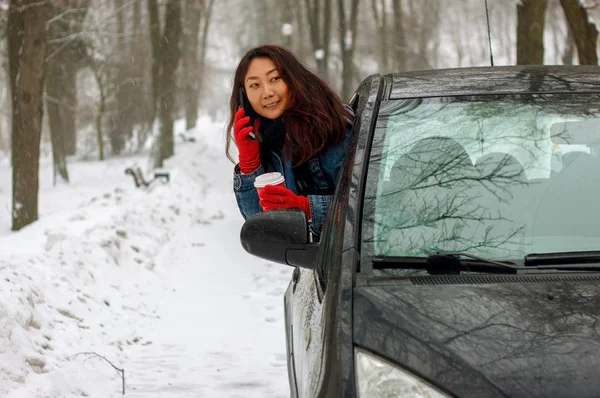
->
[1,0,598,231]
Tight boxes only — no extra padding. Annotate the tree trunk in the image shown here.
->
[45,60,69,184]
[45,0,89,180]
[110,0,131,155]
[304,0,332,80]
[338,0,360,101]
[182,0,202,131]
[253,0,278,45]
[46,0,89,155]
[562,26,576,65]
[131,0,152,150]
[281,0,294,48]
[62,60,78,155]
[8,0,51,231]
[295,0,311,62]
[517,0,548,65]
[148,0,161,125]
[96,91,105,161]
[559,0,598,65]
[156,0,182,167]
[370,0,389,72]
[392,0,407,71]
[413,0,439,69]
[89,61,106,161]
[196,0,215,115]
[321,0,332,80]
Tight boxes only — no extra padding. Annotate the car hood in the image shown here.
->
[353,277,600,398]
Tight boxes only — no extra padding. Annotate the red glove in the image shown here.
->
[234,107,260,173]
[259,185,311,218]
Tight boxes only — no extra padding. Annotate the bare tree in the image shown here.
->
[560,0,598,64]
[88,54,106,161]
[280,0,293,48]
[129,0,154,150]
[546,0,573,64]
[517,0,549,65]
[402,0,440,70]
[46,0,90,183]
[338,0,360,101]
[370,0,389,72]
[303,0,333,79]
[151,0,183,168]
[391,0,407,71]
[181,1,202,131]
[370,0,407,73]
[109,0,134,155]
[291,0,312,62]
[8,0,51,231]
[182,0,215,131]
[148,0,160,124]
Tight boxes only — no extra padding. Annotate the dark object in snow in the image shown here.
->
[125,166,170,188]
[179,133,196,143]
[153,171,170,183]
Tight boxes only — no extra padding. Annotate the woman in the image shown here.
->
[226,44,354,237]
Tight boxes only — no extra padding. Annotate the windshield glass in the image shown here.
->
[361,94,600,267]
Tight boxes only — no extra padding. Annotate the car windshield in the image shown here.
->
[361,94,600,270]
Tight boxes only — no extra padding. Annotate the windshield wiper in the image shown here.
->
[372,252,519,275]
[373,251,600,275]
[525,250,600,267]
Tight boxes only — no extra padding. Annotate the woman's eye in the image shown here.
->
[272,76,281,82]
[249,83,258,89]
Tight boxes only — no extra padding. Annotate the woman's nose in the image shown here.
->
[262,84,275,98]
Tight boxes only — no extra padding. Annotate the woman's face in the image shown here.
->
[243,57,290,119]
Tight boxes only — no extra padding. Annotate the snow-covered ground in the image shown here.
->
[0,117,292,397]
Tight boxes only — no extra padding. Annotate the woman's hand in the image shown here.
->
[234,107,260,173]
[258,185,311,219]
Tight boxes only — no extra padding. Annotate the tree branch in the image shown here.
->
[69,352,125,395]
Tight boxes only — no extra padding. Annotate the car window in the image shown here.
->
[361,94,600,268]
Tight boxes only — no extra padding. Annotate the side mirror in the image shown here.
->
[240,208,319,269]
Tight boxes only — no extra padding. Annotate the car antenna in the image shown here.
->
[484,0,494,66]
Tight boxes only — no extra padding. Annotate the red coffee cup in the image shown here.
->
[254,172,285,199]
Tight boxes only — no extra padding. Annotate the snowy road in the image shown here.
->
[122,127,292,397]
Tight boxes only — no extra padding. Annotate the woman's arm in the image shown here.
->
[233,164,265,219]
[307,194,332,236]
[307,121,353,235]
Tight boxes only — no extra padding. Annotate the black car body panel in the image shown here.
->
[389,65,600,99]
[309,73,387,398]
[353,278,600,398]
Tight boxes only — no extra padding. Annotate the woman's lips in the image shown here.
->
[264,100,280,108]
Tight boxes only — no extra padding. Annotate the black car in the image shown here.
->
[241,65,600,398]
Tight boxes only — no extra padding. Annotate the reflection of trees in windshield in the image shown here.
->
[364,94,600,262]
[373,136,527,258]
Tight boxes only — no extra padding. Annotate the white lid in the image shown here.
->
[254,172,285,188]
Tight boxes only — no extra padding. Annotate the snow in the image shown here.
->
[0,117,292,397]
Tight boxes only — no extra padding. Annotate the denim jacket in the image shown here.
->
[233,109,354,236]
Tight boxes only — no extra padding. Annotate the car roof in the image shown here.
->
[386,65,600,99]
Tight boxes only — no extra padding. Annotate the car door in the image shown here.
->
[283,87,366,397]
[283,185,343,398]
[283,273,299,396]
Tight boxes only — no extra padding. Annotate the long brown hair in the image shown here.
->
[226,45,347,167]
